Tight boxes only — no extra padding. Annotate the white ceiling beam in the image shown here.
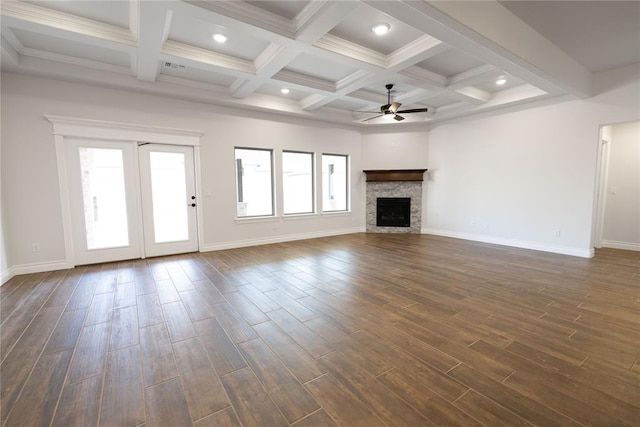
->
[387,35,449,71]
[293,1,359,42]
[161,40,255,77]
[231,1,357,99]
[230,44,300,98]
[271,69,335,93]
[135,2,172,82]
[452,86,491,104]
[0,0,137,48]
[447,64,498,90]
[364,0,592,98]
[180,1,294,42]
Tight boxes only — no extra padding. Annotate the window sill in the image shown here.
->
[235,216,278,224]
[321,211,351,217]
[282,213,319,221]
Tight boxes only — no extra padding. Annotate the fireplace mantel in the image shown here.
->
[363,169,427,182]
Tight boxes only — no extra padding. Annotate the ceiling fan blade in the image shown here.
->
[389,102,401,113]
[363,114,384,122]
[395,108,429,114]
[393,114,405,122]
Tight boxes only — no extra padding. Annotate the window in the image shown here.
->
[322,153,348,212]
[235,148,274,217]
[283,151,314,215]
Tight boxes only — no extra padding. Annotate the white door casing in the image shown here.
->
[48,115,203,267]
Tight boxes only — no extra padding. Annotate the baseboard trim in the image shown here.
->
[1,267,16,285]
[422,228,594,258]
[601,240,640,251]
[11,260,73,277]
[201,227,365,252]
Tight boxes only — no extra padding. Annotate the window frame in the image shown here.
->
[234,146,275,218]
[321,152,349,213]
[282,150,315,216]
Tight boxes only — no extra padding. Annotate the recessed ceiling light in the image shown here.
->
[496,76,507,85]
[212,33,227,43]
[280,88,290,95]
[371,23,390,35]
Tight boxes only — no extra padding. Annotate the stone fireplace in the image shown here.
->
[363,169,427,234]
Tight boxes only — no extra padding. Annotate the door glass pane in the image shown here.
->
[150,152,189,243]
[79,147,129,249]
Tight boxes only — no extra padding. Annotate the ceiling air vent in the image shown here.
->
[163,62,186,70]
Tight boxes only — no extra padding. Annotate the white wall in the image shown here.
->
[602,121,640,250]
[1,73,363,277]
[424,63,640,257]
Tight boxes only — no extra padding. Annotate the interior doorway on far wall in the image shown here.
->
[593,121,640,251]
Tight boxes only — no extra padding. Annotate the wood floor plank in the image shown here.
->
[139,323,178,386]
[238,338,320,423]
[453,389,533,426]
[84,292,114,326]
[267,309,334,358]
[110,305,139,350]
[3,350,73,427]
[317,350,431,427]
[291,409,338,427]
[195,317,247,376]
[145,378,193,427]
[253,321,325,383]
[173,338,230,420]
[135,275,157,295]
[220,367,289,427]
[265,289,317,322]
[43,308,87,355]
[65,282,98,311]
[156,278,181,304]
[162,300,197,342]
[100,345,145,426]
[191,279,227,307]
[51,375,102,427]
[447,363,583,427]
[225,291,270,325]
[179,289,215,322]
[194,407,241,427]
[210,302,258,343]
[304,374,385,427]
[67,322,111,384]
[0,306,64,422]
[137,293,164,327]
[114,282,137,309]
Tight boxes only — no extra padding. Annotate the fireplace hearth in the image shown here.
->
[377,198,411,227]
[363,169,427,234]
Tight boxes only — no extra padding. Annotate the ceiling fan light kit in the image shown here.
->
[362,84,429,123]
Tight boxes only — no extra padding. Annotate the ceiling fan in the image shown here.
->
[362,84,429,122]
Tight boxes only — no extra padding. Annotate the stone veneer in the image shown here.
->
[366,181,423,233]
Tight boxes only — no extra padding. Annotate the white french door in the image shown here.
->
[138,144,198,257]
[65,139,198,265]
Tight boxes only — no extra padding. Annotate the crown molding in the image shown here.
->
[0,1,136,46]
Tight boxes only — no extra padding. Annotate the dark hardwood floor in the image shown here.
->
[1,233,638,426]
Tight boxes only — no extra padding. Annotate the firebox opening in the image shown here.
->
[377,197,411,227]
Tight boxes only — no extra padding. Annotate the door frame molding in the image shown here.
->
[46,115,203,267]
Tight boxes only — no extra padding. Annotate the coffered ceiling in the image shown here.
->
[1,1,637,126]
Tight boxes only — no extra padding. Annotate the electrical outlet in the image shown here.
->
[554,229,561,238]
[32,243,40,253]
